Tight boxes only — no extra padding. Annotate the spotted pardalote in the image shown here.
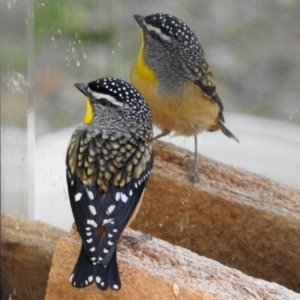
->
[131,13,239,182]
[66,77,153,290]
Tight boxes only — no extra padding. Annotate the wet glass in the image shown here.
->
[1,0,299,271]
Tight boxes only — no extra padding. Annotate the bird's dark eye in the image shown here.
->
[99,98,110,106]
[149,30,159,39]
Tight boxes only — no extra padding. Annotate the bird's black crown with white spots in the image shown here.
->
[143,13,203,54]
[87,77,152,121]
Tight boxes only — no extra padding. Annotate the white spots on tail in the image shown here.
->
[89,205,97,215]
[85,280,88,285]
[86,232,92,236]
[108,233,113,238]
[91,257,96,261]
[86,227,91,231]
[113,284,119,290]
[108,240,113,246]
[102,218,113,225]
[86,238,93,243]
[103,248,109,253]
[70,273,74,283]
[90,247,96,252]
[96,276,101,283]
[87,219,97,228]
[86,188,94,200]
[121,193,128,203]
[113,229,118,233]
[129,189,133,196]
[106,205,115,215]
[115,192,121,201]
[75,193,82,201]
[88,276,93,283]
[98,257,103,261]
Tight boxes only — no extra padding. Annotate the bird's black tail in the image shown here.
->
[70,245,121,291]
[219,122,239,143]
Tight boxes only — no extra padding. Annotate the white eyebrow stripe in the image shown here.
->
[89,91,123,106]
[144,23,171,42]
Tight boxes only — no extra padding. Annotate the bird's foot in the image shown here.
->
[184,155,199,184]
[121,233,152,245]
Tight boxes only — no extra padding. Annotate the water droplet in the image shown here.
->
[51,37,55,41]
[76,60,80,67]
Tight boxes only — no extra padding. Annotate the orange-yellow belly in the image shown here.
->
[131,60,220,137]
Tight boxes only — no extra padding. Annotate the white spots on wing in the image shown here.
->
[115,192,121,201]
[88,275,93,282]
[113,284,119,289]
[91,257,96,261]
[129,189,133,196]
[71,180,74,186]
[96,276,101,283]
[121,193,128,203]
[85,280,88,285]
[108,240,113,246]
[86,189,94,200]
[102,218,113,225]
[135,183,138,189]
[113,229,118,233]
[101,282,105,287]
[103,248,109,253]
[106,205,115,215]
[90,247,96,252]
[87,219,97,228]
[89,205,97,215]
[86,232,92,236]
[70,273,74,282]
[98,257,103,261]
[108,233,113,238]
[86,238,93,243]
[86,227,91,231]
[75,193,82,201]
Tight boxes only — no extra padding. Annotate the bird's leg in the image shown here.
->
[151,129,171,141]
[120,233,152,245]
[185,135,199,183]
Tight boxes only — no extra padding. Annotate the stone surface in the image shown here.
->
[1,213,66,300]
[46,228,300,300]
[132,141,300,293]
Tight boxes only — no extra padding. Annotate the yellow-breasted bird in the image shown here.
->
[131,13,239,182]
[66,77,153,290]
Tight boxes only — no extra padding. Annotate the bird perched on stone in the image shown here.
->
[66,77,153,290]
[131,13,238,182]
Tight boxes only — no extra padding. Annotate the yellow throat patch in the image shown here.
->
[134,29,156,82]
[84,96,93,124]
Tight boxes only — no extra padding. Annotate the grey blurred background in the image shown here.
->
[2,0,300,135]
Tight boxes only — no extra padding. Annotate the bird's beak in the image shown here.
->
[133,14,145,28]
[74,82,88,96]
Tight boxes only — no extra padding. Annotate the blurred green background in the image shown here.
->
[1,0,300,136]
